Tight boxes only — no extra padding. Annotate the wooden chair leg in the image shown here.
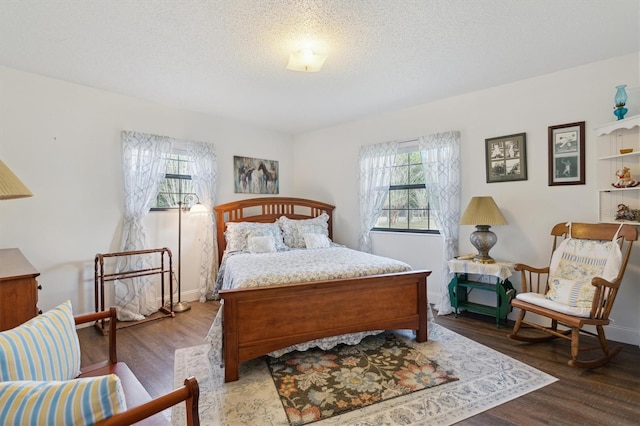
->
[568,325,623,368]
[569,327,580,365]
[507,309,526,338]
[596,325,610,355]
[508,309,568,342]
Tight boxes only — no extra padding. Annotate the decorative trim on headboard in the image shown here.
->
[214,197,335,264]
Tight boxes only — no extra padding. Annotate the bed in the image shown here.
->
[210,197,431,382]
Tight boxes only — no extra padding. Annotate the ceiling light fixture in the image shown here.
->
[286,49,327,72]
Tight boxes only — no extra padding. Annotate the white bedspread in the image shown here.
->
[206,246,412,364]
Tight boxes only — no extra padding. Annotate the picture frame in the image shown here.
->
[548,121,585,186]
[485,133,527,183]
[233,155,279,194]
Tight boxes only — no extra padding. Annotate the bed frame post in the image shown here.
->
[417,274,428,342]
[222,299,240,382]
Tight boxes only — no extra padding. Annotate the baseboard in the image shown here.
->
[606,323,640,346]
[177,289,201,303]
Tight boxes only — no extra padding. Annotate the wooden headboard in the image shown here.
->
[214,197,335,264]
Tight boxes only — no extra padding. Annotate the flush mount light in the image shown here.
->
[286,48,327,72]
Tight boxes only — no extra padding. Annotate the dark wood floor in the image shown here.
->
[77,301,640,425]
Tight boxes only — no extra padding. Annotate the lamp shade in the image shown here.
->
[286,49,327,72]
[189,203,208,214]
[0,161,32,200]
[459,196,507,225]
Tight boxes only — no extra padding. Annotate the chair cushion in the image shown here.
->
[0,374,126,425]
[0,300,81,381]
[516,292,591,318]
[545,238,621,308]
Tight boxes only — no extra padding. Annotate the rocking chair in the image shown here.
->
[508,222,637,368]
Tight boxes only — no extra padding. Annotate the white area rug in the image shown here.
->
[172,324,557,425]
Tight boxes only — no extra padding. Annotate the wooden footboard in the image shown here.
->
[220,269,430,382]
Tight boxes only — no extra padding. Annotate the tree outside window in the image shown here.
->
[151,153,196,210]
[373,151,439,233]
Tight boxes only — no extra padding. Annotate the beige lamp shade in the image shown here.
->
[459,196,508,225]
[0,161,33,200]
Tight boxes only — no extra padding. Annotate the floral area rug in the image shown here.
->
[267,333,458,425]
[172,324,558,426]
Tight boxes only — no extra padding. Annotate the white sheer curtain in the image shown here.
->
[419,131,461,315]
[118,131,173,321]
[357,141,398,253]
[186,141,218,301]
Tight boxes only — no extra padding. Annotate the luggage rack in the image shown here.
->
[94,248,174,334]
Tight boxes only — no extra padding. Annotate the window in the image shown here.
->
[373,151,439,233]
[150,153,196,210]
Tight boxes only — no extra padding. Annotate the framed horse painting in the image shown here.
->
[234,155,279,194]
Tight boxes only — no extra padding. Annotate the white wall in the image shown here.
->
[0,66,293,315]
[2,53,639,345]
[292,53,640,345]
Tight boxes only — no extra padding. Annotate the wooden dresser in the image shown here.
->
[0,248,40,331]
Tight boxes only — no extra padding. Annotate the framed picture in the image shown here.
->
[485,133,527,183]
[548,121,585,186]
[233,155,279,194]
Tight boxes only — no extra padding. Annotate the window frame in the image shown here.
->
[149,153,196,211]
[371,149,440,234]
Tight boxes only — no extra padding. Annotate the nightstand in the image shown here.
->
[447,258,515,328]
[0,248,41,331]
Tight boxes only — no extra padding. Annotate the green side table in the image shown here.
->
[447,259,516,328]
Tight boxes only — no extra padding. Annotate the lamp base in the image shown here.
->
[473,254,496,264]
[469,225,498,264]
[172,301,191,313]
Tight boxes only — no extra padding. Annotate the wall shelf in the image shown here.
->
[595,114,640,136]
[597,114,640,224]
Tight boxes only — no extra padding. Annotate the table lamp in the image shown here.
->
[0,161,32,200]
[459,196,508,264]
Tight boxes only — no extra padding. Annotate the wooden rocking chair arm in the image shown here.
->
[514,263,549,274]
[591,276,621,290]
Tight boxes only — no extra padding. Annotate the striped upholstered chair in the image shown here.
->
[0,300,199,425]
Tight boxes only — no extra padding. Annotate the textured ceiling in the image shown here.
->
[1,1,639,135]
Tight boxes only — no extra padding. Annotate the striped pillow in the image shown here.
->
[0,374,127,425]
[0,300,81,381]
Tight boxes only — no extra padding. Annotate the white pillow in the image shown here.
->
[303,233,331,249]
[278,213,329,248]
[225,221,286,252]
[247,235,277,253]
[0,300,81,381]
[0,375,127,425]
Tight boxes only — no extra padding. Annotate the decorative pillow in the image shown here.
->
[546,277,597,308]
[0,374,127,425]
[303,233,331,249]
[278,213,329,248]
[0,300,81,381]
[247,234,277,253]
[545,238,621,308]
[225,221,286,252]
